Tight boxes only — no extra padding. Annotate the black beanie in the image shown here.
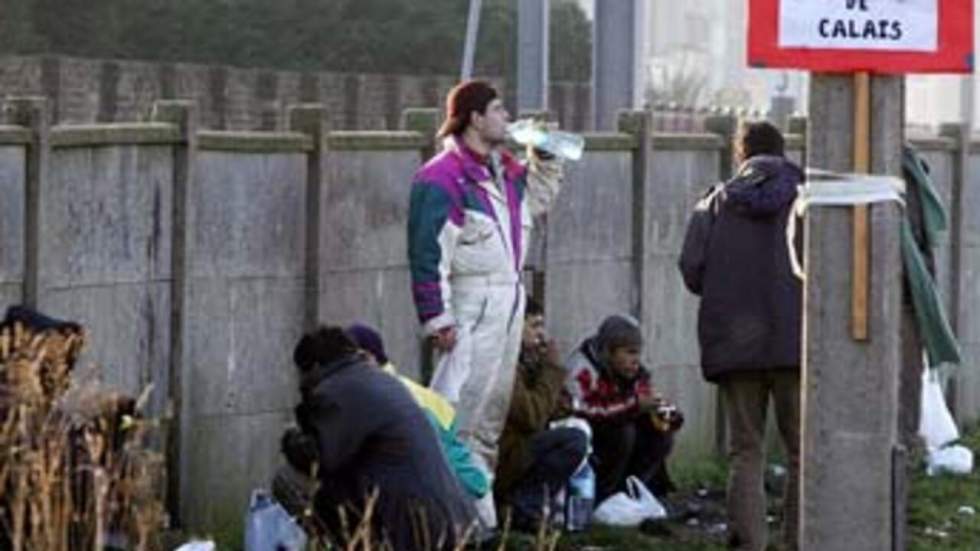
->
[596,314,643,353]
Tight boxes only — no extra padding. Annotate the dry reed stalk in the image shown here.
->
[0,315,166,550]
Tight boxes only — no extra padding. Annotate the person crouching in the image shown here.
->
[565,315,683,503]
[284,325,475,549]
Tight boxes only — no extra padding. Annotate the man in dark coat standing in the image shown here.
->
[679,121,803,551]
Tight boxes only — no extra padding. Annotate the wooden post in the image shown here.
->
[852,72,871,341]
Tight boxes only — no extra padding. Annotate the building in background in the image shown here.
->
[645,0,808,125]
[905,0,980,134]
[580,1,975,132]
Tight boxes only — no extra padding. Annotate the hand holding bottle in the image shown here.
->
[508,119,585,161]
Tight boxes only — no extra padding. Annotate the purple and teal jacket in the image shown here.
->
[408,137,562,335]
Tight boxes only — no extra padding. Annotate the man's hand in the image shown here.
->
[542,338,561,367]
[638,392,665,412]
[431,325,458,352]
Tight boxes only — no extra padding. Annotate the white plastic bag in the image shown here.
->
[175,542,215,551]
[918,367,959,451]
[428,332,472,404]
[244,490,308,551]
[592,476,667,527]
[927,445,974,476]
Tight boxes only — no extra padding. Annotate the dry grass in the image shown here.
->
[275,481,562,551]
[0,319,166,550]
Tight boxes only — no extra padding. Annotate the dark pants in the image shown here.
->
[720,369,800,551]
[591,417,676,503]
[507,427,589,529]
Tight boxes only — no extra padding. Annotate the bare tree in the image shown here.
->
[645,51,709,107]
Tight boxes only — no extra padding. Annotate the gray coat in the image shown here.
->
[296,355,474,549]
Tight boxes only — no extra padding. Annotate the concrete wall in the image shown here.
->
[318,135,427,381]
[179,143,309,530]
[544,145,636,352]
[951,141,980,421]
[645,139,723,459]
[39,139,174,415]
[17,100,951,534]
[0,55,592,132]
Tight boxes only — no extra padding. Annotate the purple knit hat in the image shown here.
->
[345,323,389,365]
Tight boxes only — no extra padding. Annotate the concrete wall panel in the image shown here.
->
[39,145,173,414]
[181,150,307,531]
[319,149,422,378]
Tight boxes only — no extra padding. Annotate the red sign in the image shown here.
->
[748,0,973,73]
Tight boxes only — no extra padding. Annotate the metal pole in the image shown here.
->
[517,0,550,112]
[461,0,483,80]
[961,74,975,131]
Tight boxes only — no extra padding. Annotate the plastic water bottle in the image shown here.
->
[565,461,595,531]
[507,119,585,161]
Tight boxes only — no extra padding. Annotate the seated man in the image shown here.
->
[565,315,684,503]
[282,325,475,550]
[346,323,489,500]
[495,298,588,531]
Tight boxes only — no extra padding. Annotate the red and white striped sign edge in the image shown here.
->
[748,0,973,73]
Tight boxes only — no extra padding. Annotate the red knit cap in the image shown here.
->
[437,80,499,138]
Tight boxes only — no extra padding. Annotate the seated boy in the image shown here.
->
[495,298,588,531]
[565,315,684,503]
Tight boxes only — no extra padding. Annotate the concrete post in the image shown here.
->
[770,95,796,132]
[517,0,549,113]
[592,0,645,130]
[151,99,198,527]
[705,114,738,181]
[402,108,440,162]
[788,116,808,137]
[617,109,653,322]
[802,75,904,551]
[704,112,739,457]
[939,122,968,335]
[939,122,973,421]
[289,105,329,332]
[5,97,50,308]
[788,115,809,168]
[401,107,440,383]
[960,74,974,132]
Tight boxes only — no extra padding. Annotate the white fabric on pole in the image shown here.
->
[786,170,905,280]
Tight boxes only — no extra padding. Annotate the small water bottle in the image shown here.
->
[507,119,585,161]
[565,461,595,532]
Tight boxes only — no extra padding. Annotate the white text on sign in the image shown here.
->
[778,0,938,52]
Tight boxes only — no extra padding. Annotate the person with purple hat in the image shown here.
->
[345,323,489,501]
[407,79,564,531]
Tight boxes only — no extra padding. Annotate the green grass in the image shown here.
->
[558,525,725,551]
[669,457,730,492]
[907,425,980,551]
[187,426,980,551]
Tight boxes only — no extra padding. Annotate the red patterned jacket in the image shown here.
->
[563,337,654,424]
